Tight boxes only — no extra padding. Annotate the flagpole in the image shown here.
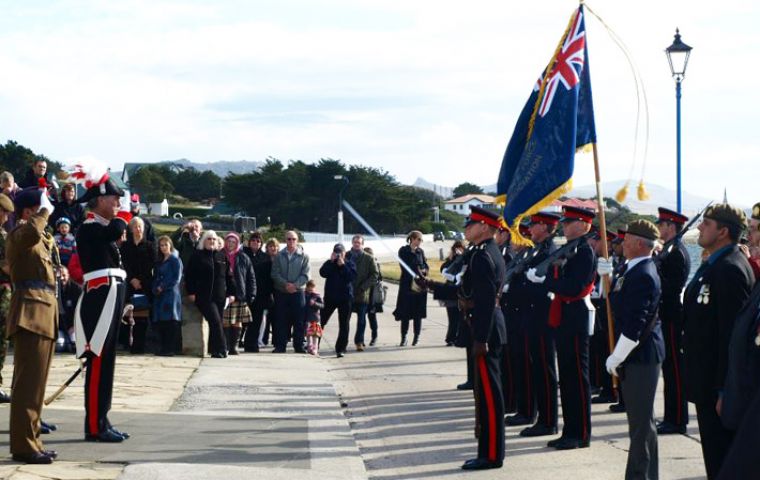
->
[592,143,618,391]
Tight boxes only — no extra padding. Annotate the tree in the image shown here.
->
[452,182,484,197]
[0,140,62,179]
[174,167,222,201]
[129,167,174,202]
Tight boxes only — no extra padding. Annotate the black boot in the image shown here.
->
[412,335,419,346]
[400,335,408,347]
[228,328,240,355]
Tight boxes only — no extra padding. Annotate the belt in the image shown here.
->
[83,268,127,282]
[13,280,56,292]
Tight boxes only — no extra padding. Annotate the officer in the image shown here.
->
[683,203,754,479]
[0,193,15,403]
[601,219,664,480]
[494,222,514,406]
[517,212,560,437]
[6,187,58,464]
[653,207,691,435]
[74,174,132,443]
[589,230,617,405]
[526,206,596,450]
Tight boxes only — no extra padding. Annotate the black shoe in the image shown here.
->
[609,402,626,413]
[461,458,503,470]
[0,389,10,403]
[41,420,57,431]
[109,426,130,439]
[12,452,53,464]
[445,341,454,346]
[337,352,344,358]
[369,336,377,346]
[657,421,687,435]
[244,347,260,353]
[591,394,617,404]
[547,436,565,448]
[590,386,601,396]
[505,413,534,426]
[42,450,58,459]
[272,348,286,353]
[520,424,558,437]
[412,335,419,346]
[400,336,408,347]
[553,437,590,450]
[457,381,474,391]
[85,430,126,442]
[210,352,225,358]
[40,425,51,434]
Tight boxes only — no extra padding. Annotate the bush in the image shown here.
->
[259,224,304,243]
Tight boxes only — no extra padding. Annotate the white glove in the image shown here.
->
[526,268,545,284]
[441,271,456,282]
[454,271,464,285]
[597,257,613,277]
[502,283,510,294]
[39,190,54,215]
[605,334,639,376]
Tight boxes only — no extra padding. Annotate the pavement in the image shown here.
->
[0,278,709,480]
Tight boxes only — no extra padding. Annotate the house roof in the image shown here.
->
[121,163,150,180]
[551,198,598,210]
[445,194,496,205]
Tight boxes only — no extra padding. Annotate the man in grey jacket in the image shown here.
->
[348,235,379,350]
[271,231,310,353]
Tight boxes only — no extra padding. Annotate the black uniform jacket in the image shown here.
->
[654,239,690,323]
[543,237,596,333]
[75,215,127,273]
[721,281,760,429]
[683,245,754,404]
[515,238,556,332]
[610,257,665,365]
[467,238,506,346]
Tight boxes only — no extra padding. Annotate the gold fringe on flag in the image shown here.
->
[637,179,650,201]
[615,181,629,203]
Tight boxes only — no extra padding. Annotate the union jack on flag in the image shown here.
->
[496,5,596,244]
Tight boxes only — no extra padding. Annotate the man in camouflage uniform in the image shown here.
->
[0,193,15,403]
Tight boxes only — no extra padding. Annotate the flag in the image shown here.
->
[496,5,596,244]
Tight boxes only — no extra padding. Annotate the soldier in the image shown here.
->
[74,173,132,443]
[526,206,596,450]
[493,224,511,401]
[589,230,617,405]
[601,220,664,480]
[683,204,754,479]
[653,207,691,435]
[517,212,560,437]
[0,193,15,403]
[6,186,58,464]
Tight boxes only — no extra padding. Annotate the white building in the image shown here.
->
[444,194,496,216]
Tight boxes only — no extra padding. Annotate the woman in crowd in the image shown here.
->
[185,230,234,358]
[222,232,256,355]
[120,216,156,353]
[261,238,280,348]
[49,183,85,233]
[440,240,466,346]
[393,230,429,346]
[242,232,273,352]
[152,236,183,356]
[364,246,384,346]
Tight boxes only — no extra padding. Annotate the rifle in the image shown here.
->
[503,234,557,285]
[658,201,712,262]
[532,231,596,277]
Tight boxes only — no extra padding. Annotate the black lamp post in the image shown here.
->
[665,28,693,213]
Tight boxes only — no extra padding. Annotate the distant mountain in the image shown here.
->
[412,178,454,198]
[163,158,263,177]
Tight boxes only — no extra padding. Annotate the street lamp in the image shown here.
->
[334,175,350,242]
[665,28,693,213]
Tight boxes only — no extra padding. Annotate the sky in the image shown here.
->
[0,0,757,206]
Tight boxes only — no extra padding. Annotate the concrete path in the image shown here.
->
[0,275,709,480]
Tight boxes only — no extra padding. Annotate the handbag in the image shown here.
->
[372,281,387,306]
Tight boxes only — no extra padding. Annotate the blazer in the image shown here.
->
[610,257,665,365]
[683,245,754,404]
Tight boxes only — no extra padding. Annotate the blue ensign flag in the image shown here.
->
[496,5,596,244]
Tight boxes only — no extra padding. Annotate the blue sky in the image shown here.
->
[0,0,757,206]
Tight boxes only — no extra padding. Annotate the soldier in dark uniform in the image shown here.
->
[526,206,596,450]
[602,220,665,480]
[492,224,511,400]
[459,206,507,470]
[516,212,560,437]
[6,187,58,463]
[589,230,617,405]
[74,174,132,443]
[683,203,754,479]
[653,207,691,435]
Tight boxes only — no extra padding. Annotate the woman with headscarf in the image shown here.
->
[185,230,234,358]
[393,230,429,346]
[222,232,256,355]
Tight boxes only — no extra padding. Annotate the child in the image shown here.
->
[304,280,324,356]
[54,217,77,265]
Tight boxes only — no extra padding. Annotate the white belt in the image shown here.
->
[83,268,127,282]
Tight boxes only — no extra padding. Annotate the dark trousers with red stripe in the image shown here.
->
[555,321,591,442]
[82,281,126,436]
[528,327,558,428]
[662,319,688,426]
[475,344,505,463]
[512,311,536,420]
